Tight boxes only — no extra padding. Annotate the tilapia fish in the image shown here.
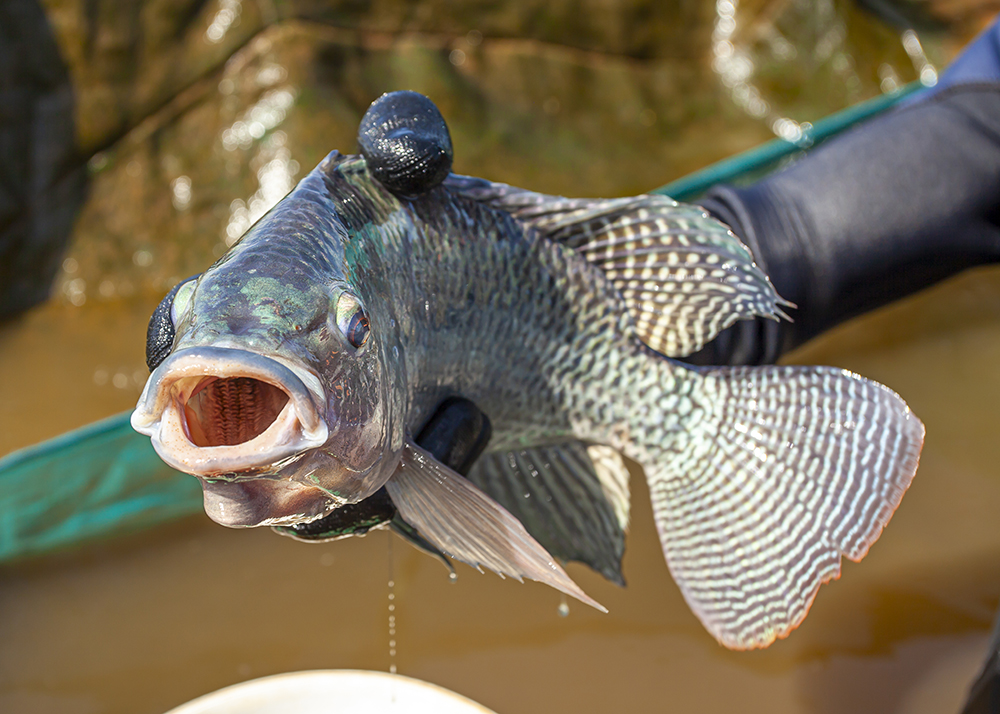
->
[132,92,923,650]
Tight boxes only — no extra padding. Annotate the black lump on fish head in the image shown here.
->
[131,151,410,528]
[358,90,453,198]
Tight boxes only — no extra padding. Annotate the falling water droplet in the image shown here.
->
[387,534,398,675]
[557,594,570,618]
[448,571,458,583]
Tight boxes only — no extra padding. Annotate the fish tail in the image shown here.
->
[640,363,923,649]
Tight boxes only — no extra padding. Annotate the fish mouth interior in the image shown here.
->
[132,345,330,477]
[184,376,291,447]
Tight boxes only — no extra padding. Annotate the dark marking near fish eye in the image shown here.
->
[145,276,198,371]
[357,90,453,197]
[305,310,328,334]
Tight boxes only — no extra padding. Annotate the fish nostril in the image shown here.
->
[183,377,290,447]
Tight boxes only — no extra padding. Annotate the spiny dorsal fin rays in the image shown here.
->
[465,441,630,585]
[386,441,607,612]
[445,176,792,358]
[645,365,923,649]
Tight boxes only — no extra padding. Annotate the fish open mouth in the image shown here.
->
[185,376,291,447]
[131,346,329,476]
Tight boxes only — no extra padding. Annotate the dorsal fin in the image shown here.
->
[447,175,792,358]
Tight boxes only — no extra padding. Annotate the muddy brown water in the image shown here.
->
[3,267,1000,714]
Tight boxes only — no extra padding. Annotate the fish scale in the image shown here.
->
[376,159,922,647]
[406,170,918,647]
[391,183,631,449]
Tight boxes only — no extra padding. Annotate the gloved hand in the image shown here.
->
[688,20,1000,365]
[274,397,491,544]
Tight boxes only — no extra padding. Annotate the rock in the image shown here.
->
[39,0,267,154]
[16,0,983,312]
[54,20,776,305]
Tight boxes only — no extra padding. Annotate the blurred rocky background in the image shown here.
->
[0,0,86,320]
[0,0,997,451]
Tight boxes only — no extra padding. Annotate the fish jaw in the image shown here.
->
[131,346,329,477]
[198,477,345,528]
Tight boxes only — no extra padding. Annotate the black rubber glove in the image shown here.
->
[961,607,1000,714]
[275,397,491,541]
[689,82,1000,365]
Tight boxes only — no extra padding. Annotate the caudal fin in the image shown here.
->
[645,365,923,650]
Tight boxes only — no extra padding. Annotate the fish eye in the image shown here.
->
[336,293,370,349]
[345,312,370,349]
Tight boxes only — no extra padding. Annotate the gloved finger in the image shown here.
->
[274,397,491,541]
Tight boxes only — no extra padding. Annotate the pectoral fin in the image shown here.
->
[386,441,606,612]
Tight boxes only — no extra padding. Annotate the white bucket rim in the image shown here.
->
[163,669,498,714]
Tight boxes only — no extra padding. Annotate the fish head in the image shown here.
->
[131,153,408,527]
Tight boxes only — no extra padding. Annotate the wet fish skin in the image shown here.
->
[274,396,489,563]
[134,155,406,524]
[139,152,633,502]
[132,148,923,649]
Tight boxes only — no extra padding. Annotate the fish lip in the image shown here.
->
[198,478,345,528]
[131,346,329,476]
